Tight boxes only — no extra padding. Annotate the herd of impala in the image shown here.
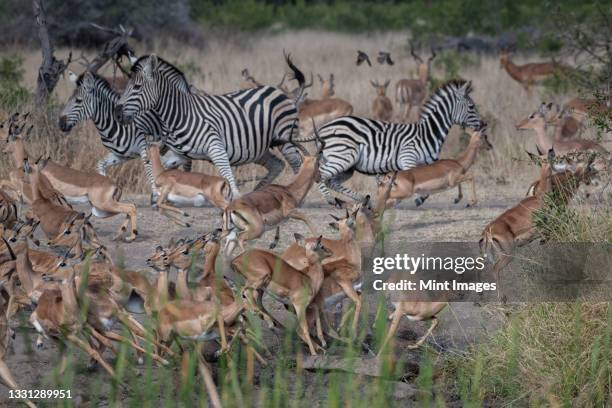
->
[0,45,609,406]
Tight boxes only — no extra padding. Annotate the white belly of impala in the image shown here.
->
[167,193,208,207]
[65,195,90,205]
[92,207,113,217]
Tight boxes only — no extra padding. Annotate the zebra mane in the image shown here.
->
[419,79,470,120]
[77,73,119,101]
[132,55,191,94]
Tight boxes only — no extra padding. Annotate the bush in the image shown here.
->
[0,54,30,111]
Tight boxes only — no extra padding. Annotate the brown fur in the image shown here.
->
[232,237,331,355]
[516,104,606,155]
[378,128,492,207]
[370,80,393,121]
[223,154,321,255]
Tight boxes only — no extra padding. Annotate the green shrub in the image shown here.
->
[0,54,29,111]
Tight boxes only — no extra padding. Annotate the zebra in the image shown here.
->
[58,71,165,204]
[114,54,305,198]
[297,80,484,205]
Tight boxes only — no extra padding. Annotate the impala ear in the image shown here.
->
[143,55,158,79]
[155,245,164,252]
[294,233,305,245]
[328,222,339,231]
[81,71,95,91]
[128,50,138,65]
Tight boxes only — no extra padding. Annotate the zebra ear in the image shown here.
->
[458,80,473,96]
[81,71,95,91]
[143,55,158,79]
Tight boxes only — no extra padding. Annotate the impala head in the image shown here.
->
[5,218,40,246]
[116,54,179,125]
[545,103,574,127]
[0,112,19,141]
[47,212,88,250]
[370,80,390,96]
[166,238,197,270]
[499,50,511,68]
[296,234,333,261]
[516,103,549,131]
[467,123,493,151]
[59,71,107,132]
[318,73,335,97]
[146,245,170,271]
[1,112,31,154]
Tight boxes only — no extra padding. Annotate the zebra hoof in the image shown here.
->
[183,212,189,217]
[414,198,424,207]
[185,223,191,228]
[454,198,461,204]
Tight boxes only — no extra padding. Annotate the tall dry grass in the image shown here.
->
[0,31,603,196]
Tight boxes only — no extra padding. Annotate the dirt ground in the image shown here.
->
[1,183,524,407]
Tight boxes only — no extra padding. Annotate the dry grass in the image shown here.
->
[0,31,605,196]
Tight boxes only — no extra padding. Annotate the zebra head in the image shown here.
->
[449,80,483,131]
[115,55,162,125]
[59,71,99,132]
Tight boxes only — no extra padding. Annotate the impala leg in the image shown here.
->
[294,301,318,355]
[156,187,191,227]
[468,175,477,207]
[96,199,138,242]
[310,303,327,348]
[243,287,276,329]
[216,313,228,353]
[377,307,402,356]
[269,226,280,249]
[336,279,362,336]
[0,360,36,408]
[238,333,266,365]
[196,351,223,408]
[407,317,439,349]
[103,331,169,366]
[254,288,283,328]
[454,183,463,204]
[66,333,118,381]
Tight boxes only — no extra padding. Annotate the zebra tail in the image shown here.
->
[284,51,306,105]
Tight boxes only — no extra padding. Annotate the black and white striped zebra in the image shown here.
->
[58,71,164,197]
[114,54,304,198]
[302,80,484,204]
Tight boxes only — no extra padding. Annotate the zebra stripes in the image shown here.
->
[115,55,303,197]
[311,80,483,203]
[59,72,164,195]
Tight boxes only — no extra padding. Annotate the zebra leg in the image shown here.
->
[322,170,366,205]
[278,144,304,174]
[254,151,285,190]
[138,147,159,208]
[208,141,241,198]
[96,153,127,177]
